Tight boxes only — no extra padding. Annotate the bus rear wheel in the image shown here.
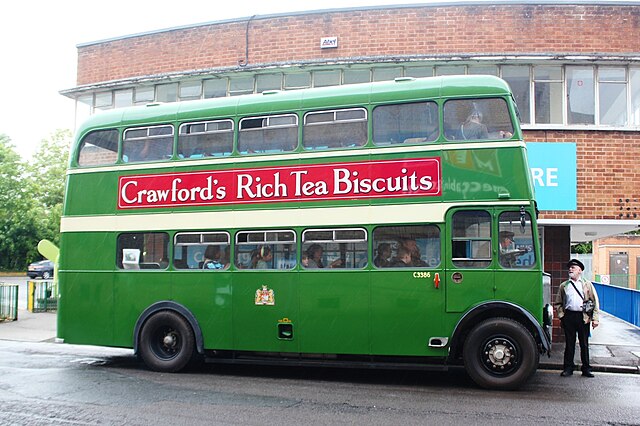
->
[139,311,196,373]
[463,317,538,390]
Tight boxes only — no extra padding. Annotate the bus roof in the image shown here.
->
[76,75,512,135]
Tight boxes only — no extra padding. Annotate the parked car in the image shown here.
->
[27,260,54,279]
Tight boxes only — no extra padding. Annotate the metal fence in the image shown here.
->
[28,280,58,313]
[0,283,18,321]
[593,282,640,328]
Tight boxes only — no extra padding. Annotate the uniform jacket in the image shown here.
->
[554,276,600,324]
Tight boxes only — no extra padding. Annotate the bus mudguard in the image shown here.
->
[133,301,205,355]
[447,301,551,363]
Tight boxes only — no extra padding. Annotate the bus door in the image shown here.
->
[370,224,446,356]
[231,231,299,353]
[446,209,495,313]
[494,209,542,312]
[297,229,370,355]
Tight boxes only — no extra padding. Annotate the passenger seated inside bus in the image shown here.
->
[253,246,273,269]
[390,247,412,267]
[399,238,428,267]
[373,243,392,267]
[201,245,225,270]
[304,244,343,268]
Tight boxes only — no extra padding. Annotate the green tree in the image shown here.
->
[0,134,39,270]
[26,129,72,247]
[0,130,71,271]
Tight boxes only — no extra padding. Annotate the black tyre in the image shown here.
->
[138,311,196,372]
[42,271,51,280]
[463,317,539,390]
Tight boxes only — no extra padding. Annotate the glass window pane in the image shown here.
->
[468,65,498,76]
[78,129,119,167]
[173,232,230,270]
[343,69,370,85]
[372,225,440,268]
[534,81,563,124]
[373,102,439,145]
[452,210,491,268]
[117,233,169,270]
[372,67,402,82]
[284,72,311,90]
[631,68,640,126]
[498,212,535,269]
[114,89,133,108]
[443,98,514,141]
[599,82,627,125]
[123,125,174,163]
[313,70,341,87]
[203,79,227,98]
[256,74,282,93]
[156,83,178,103]
[134,86,154,104]
[303,108,367,150]
[235,230,296,270]
[302,228,367,269]
[405,66,433,78]
[178,120,234,158]
[179,81,202,99]
[600,67,626,81]
[534,66,562,81]
[435,66,465,76]
[229,76,254,96]
[95,91,113,109]
[566,66,595,125]
[501,65,530,124]
[238,114,298,154]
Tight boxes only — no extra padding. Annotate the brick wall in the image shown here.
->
[526,130,640,222]
[76,4,640,85]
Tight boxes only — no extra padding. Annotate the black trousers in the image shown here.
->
[561,310,591,372]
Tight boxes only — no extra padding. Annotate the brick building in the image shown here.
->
[61,1,640,338]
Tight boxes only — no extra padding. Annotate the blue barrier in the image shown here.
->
[593,282,640,328]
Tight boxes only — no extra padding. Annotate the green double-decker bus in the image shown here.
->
[59,75,552,389]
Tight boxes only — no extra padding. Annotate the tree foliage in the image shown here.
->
[0,130,70,271]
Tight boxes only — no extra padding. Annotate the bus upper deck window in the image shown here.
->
[303,108,367,150]
[122,125,174,163]
[372,102,439,146]
[443,98,514,141]
[178,119,233,159]
[77,129,119,167]
[238,114,298,155]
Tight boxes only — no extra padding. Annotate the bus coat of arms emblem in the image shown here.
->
[255,285,275,305]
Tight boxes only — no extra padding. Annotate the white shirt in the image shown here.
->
[564,279,584,312]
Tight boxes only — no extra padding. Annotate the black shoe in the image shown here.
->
[582,370,594,378]
[560,369,573,377]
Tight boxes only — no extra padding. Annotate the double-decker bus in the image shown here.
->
[59,75,552,390]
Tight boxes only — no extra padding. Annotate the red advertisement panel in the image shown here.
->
[118,158,441,209]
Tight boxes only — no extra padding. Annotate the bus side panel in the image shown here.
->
[173,271,233,350]
[440,148,530,203]
[495,270,543,322]
[298,270,369,354]
[112,271,172,347]
[370,270,446,356]
[58,232,116,346]
[231,271,299,353]
[58,271,115,346]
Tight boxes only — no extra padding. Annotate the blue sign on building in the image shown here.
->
[527,142,577,211]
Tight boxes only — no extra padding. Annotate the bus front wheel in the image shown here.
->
[139,311,196,373]
[463,317,538,390]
